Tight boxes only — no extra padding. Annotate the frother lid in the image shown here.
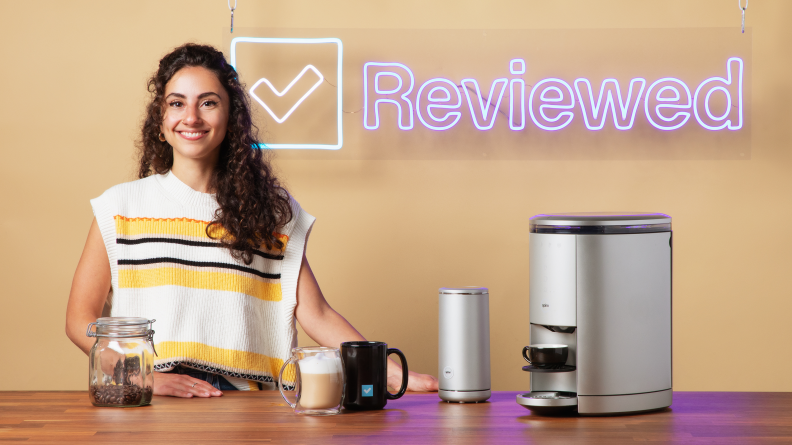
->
[439,287,489,295]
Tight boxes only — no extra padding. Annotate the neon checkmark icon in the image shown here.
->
[230,37,343,149]
[249,65,324,124]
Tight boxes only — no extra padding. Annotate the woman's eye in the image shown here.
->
[202,100,217,107]
[169,101,183,107]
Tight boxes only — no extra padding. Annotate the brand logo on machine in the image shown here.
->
[542,304,550,308]
[364,57,743,133]
[362,385,373,396]
[230,37,343,149]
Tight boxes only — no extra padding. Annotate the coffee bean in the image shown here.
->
[90,384,153,407]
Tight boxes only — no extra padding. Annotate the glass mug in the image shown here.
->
[277,347,345,415]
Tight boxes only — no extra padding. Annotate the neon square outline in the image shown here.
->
[230,37,343,150]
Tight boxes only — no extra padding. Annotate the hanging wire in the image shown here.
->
[322,78,363,113]
[228,0,237,33]
[739,0,748,34]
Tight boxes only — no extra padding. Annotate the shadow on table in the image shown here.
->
[516,406,672,422]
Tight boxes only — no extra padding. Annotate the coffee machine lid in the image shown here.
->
[531,212,670,226]
[439,287,489,295]
[530,212,671,234]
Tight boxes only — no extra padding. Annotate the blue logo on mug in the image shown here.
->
[362,384,373,397]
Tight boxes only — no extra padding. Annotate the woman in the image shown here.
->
[65,43,438,397]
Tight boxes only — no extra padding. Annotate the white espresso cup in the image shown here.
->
[278,347,344,415]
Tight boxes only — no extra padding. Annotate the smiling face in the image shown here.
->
[160,66,230,166]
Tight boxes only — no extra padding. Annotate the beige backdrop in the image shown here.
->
[1,0,790,392]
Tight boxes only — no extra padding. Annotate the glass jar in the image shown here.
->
[86,317,156,407]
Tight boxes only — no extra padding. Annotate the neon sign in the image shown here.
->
[416,78,462,131]
[364,57,744,132]
[248,65,324,124]
[694,57,743,130]
[363,62,414,130]
[229,37,343,149]
[509,59,526,131]
[644,78,692,131]
[574,78,646,131]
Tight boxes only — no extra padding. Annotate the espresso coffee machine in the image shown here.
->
[517,212,672,415]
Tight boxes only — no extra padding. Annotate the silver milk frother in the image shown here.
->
[438,287,491,403]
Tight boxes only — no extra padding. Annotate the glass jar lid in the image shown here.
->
[86,317,156,339]
[96,317,151,326]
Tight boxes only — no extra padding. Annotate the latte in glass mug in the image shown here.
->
[278,346,345,415]
[297,354,343,409]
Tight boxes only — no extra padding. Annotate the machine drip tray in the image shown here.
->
[516,391,578,414]
[522,365,576,373]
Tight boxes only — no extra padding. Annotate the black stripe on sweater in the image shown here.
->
[117,237,284,260]
[117,257,280,280]
[154,361,293,390]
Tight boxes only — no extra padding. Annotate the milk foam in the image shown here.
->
[298,353,342,375]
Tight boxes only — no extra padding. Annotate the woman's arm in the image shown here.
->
[65,218,221,398]
[294,255,439,392]
[65,219,113,354]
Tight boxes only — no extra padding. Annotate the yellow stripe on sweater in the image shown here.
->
[114,216,290,249]
[116,216,219,238]
[155,341,295,383]
[119,267,282,302]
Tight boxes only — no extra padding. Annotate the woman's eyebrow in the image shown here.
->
[164,92,220,100]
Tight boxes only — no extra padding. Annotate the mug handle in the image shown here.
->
[386,348,409,400]
[522,346,532,364]
[278,356,297,409]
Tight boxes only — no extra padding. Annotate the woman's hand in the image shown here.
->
[403,370,439,392]
[154,372,223,398]
[387,362,439,392]
[98,348,123,377]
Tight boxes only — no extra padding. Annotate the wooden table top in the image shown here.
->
[1,391,791,444]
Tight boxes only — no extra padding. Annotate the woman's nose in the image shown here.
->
[181,104,201,125]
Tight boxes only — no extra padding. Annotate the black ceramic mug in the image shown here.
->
[341,341,408,410]
[522,344,569,367]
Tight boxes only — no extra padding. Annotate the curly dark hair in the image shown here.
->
[138,43,292,265]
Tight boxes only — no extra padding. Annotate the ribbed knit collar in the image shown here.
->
[156,171,217,209]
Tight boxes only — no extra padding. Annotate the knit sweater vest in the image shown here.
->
[90,172,314,390]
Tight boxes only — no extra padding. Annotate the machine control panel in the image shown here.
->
[529,234,577,327]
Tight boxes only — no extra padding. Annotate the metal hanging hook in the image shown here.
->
[228,0,237,33]
[738,0,748,34]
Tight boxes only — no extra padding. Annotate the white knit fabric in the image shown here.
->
[90,172,314,390]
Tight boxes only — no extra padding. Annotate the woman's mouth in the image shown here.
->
[177,131,209,141]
